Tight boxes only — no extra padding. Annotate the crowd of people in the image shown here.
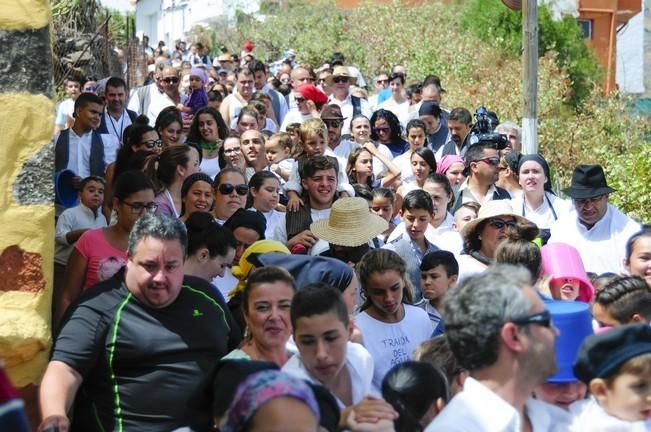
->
[32,39,651,431]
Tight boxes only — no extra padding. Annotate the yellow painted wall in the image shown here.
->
[0,94,54,387]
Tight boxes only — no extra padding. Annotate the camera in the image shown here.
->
[470,106,508,150]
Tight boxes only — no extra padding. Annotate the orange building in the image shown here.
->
[577,0,642,92]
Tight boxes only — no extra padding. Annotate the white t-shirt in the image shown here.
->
[355,304,433,388]
[55,98,75,127]
[271,207,331,246]
[212,267,238,301]
[282,341,377,408]
[280,110,313,131]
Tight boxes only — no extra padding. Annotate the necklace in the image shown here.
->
[200,139,221,152]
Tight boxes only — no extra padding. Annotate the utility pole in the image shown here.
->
[522,0,538,154]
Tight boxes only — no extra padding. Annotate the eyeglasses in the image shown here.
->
[223,147,241,155]
[217,183,249,196]
[142,139,163,149]
[475,156,500,166]
[333,76,349,84]
[487,218,517,230]
[510,310,552,328]
[376,79,389,85]
[574,195,606,206]
[294,96,306,103]
[163,77,179,84]
[374,126,391,134]
[324,120,342,128]
[122,201,158,214]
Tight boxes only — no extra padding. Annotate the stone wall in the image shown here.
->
[0,0,54,428]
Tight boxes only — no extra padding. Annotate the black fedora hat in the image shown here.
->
[562,164,616,199]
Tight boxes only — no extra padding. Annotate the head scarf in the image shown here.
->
[251,253,354,292]
[436,155,464,175]
[223,370,320,432]
[518,154,553,193]
[229,241,290,298]
[190,67,209,85]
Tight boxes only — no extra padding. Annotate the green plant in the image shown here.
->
[461,0,601,107]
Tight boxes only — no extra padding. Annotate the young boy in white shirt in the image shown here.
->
[569,324,651,431]
[283,283,398,429]
[420,251,458,336]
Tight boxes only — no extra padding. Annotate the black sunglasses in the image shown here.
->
[511,310,552,328]
[142,139,163,149]
[487,218,517,230]
[217,183,249,196]
[294,96,306,103]
[163,77,179,84]
[324,119,342,128]
[333,76,349,84]
[476,156,500,166]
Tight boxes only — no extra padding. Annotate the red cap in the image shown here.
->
[243,41,254,52]
[297,84,328,105]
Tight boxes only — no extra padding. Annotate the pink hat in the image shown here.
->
[541,243,594,303]
[436,155,464,175]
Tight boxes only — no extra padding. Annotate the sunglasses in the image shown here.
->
[476,156,500,166]
[376,79,389,85]
[163,77,180,84]
[142,139,163,149]
[574,195,606,206]
[324,120,342,128]
[333,76,349,84]
[294,96,306,103]
[218,183,249,196]
[122,201,158,214]
[374,126,391,134]
[84,86,97,92]
[510,310,552,328]
[487,218,517,230]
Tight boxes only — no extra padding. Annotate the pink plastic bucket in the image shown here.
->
[541,242,594,303]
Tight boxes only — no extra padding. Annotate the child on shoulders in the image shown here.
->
[285,118,353,212]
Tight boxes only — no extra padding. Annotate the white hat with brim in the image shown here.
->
[325,65,357,86]
[310,197,388,247]
[461,199,532,242]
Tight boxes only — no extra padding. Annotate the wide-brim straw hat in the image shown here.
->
[325,65,357,86]
[461,199,531,242]
[310,197,388,247]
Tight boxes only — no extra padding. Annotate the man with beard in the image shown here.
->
[96,77,137,145]
[436,107,472,161]
[452,142,510,213]
[39,213,240,432]
[128,62,165,117]
[426,265,568,431]
[147,66,186,126]
[549,165,640,273]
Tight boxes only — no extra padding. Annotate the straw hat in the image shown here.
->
[310,197,388,247]
[461,199,531,241]
[325,65,357,86]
